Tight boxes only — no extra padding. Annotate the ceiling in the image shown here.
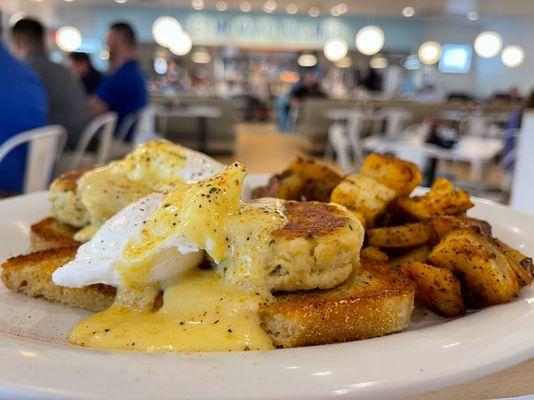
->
[6,0,534,19]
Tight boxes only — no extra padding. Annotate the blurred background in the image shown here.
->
[1,0,534,210]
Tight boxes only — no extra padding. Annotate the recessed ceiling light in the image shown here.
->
[501,45,524,68]
[286,3,298,14]
[474,31,502,58]
[330,6,341,16]
[240,1,252,12]
[192,0,204,10]
[115,0,127,3]
[402,6,415,17]
[467,11,479,21]
[215,0,228,12]
[308,6,320,17]
[64,0,75,3]
[263,0,277,13]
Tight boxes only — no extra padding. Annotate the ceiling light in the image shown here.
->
[152,17,182,48]
[355,25,384,56]
[192,0,204,10]
[474,31,502,58]
[418,41,441,65]
[337,3,347,14]
[114,0,127,3]
[216,0,228,11]
[100,49,110,60]
[308,7,320,17]
[467,11,478,21]
[263,0,277,13]
[55,26,82,52]
[286,3,298,14]
[369,56,388,69]
[192,49,211,64]
[64,0,75,3]
[154,57,168,75]
[331,6,341,16]
[169,32,192,56]
[323,38,348,62]
[335,57,352,68]
[501,45,524,67]
[240,1,252,12]
[297,53,317,67]
[402,6,415,17]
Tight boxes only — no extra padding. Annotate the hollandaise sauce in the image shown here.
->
[68,162,285,352]
[69,269,274,352]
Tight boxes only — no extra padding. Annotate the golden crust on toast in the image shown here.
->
[30,217,80,252]
[1,249,414,348]
[260,257,415,348]
[1,246,115,312]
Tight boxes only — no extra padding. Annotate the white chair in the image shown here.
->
[0,125,67,193]
[326,122,354,172]
[111,106,160,158]
[59,112,118,172]
[383,108,412,140]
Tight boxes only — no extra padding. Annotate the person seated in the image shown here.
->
[68,52,104,95]
[90,22,148,141]
[11,18,90,149]
[0,38,47,194]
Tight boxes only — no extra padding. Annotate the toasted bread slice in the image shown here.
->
[30,217,80,252]
[260,258,415,348]
[1,246,115,312]
[2,249,414,348]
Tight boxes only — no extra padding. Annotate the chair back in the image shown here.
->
[116,113,139,142]
[70,112,117,170]
[132,106,159,146]
[327,123,353,172]
[345,111,365,166]
[0,125,66,193]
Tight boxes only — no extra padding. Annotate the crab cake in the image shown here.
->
[49,169,91,228]
[267,201,364,292]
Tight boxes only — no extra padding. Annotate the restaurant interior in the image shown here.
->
[1,0,534,211]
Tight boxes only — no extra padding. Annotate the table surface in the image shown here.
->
[157,105,221,118]
[363,133,504,162]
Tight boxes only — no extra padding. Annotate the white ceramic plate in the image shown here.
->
[1,176,534,400]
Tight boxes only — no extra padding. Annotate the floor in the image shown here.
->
[215,122,309,174]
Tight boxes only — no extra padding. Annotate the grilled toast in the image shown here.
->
[1,248,414,348]
[30,217,80,251]
[1,246,115,312]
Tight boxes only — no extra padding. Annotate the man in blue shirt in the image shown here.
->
[0,39,47,193]
[91,22,147,141]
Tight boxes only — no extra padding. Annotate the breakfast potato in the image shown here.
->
[389,244,431,269]
[495,239,534,286]
[427,228,521,307]
[330,174,396,227]
[360,153,422,197]
[251,171,303,200]
[401,262,465,317]
[397,178,474,221]
[361,246,389,262]
[288,156,343,202]
[366,222,432,248]
[431,215,492,239]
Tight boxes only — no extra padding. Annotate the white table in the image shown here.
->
[364,133,504,182]
[157,106,222,153]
